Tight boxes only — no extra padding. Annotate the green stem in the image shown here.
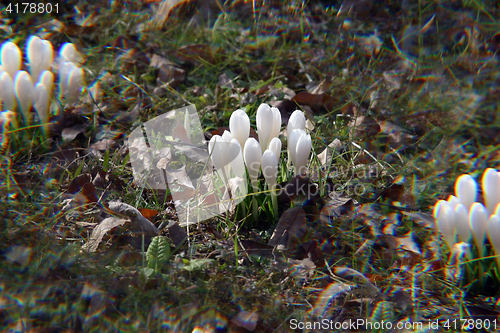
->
[270,187,278,220]
[252,196,258,222]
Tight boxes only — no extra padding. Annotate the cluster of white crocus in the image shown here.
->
[0,36,84,132]
[208,104,312,218]
[287,110,311,175]
[434,168,500,267]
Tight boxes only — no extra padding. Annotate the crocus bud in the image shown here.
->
[27,36,53,83]
[454,204,470,242]
[208,135,229,171]
[288,128,305,171]
[60,62,84,105]
[59,43,83,64]
[469,202,488,256]
[482,168,500,215]
[455,174,477,210]
[0,71,16,111]
[256,103,273,152]
[433,199,445,220]
[487,214,500,268]
[270,106,281,142]
[287,110,306,136]
[447,195,461,209]
[34,83,50,126]
[39,70,54,97]
[222,130,233,143]
[256,104,281,152]
[268,137,282,164]
[262,149,278,189]
[229,109,250,149]
[243,137,262,190]
[1,41,21,79]
[14,71,34,122]
[435,200,455,250]
[294,133,312,175]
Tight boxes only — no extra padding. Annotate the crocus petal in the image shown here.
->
[41,40,54,71]
[482,168,500,215]
[39,70,54,96]
[436,200,455,250]
[66,66,84,105]
[288,129,305,170]
[446,195,461,209]
[208,135,228,171]
[454,203,470,242]
[469,202,488,256]
[222,130,234,143]
[58,61,74,100]
[455,174,477,210]
[487,214,500,268]
[228,138,248,198]
[34,83,49,124]
[262,149,278,189]
[229,138,246,179]
[433,200,445,220]
[256,103,273,152]
[27,36,53,83]
[287,110,306,136]
[243,137,262,189]
[270,106,281,140]
[294,133,311,175]
[229,109,250,149]
[27,36,44,82]
[14,71,34,119]
[59,43,82,64]
[1,42,22,79]
[269,137,282,164]
[0,71,16,111]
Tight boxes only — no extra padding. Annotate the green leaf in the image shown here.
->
[182,259,214,272]
[146,236,170,273]
[141,267,155,279]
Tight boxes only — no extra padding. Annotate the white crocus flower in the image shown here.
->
[287,110,306,137]
[229,109,250,149]
[39,70,54,97]
[1,41,22,79]
[59,43,83,64]
[0,71,16,111]
[34,83,50,133]
[435,200,455,250]
[243,137,262,191]
[455,174,477,210]
[482,168,500,215]
[27,36,54,83]
[59,62,84,105]
[268,137,282,164]
[256,103,281,152]
[14,71,34,123]
[288,129,311,175]
[262,149,278,190]
[469,202,489,257]
[208,135,230,185]
[487,214,500,269]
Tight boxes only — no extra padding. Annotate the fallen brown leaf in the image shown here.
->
[269,207,307,249]
[292,91,337,112]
